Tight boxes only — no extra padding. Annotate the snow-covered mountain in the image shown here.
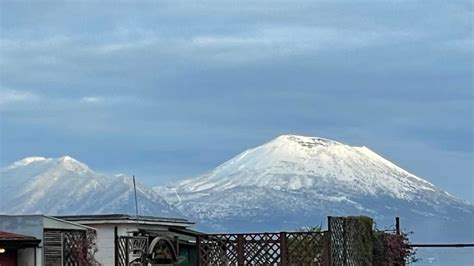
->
[0,156,177,217]
[156,135,473,242]
[2,136,472,245]
[2,139,471,264]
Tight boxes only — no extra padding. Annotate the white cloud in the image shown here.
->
[80,96,102,103]
[79,95,132,105]
[0,88,128,113]
[0,36,72,51]
[188,26,419,63]
[95,39,156,54]
[192,36,269,48]
[0,88,40,105]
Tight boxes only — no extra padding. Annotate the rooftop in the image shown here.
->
[0,231,41,248]
[0,231,38,241]
[55,214,194,227]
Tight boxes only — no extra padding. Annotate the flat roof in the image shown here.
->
[55,214,194,227]
[0,214,96,231]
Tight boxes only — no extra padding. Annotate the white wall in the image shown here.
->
[92,224,116,266]
[90,224,152,265]
[17,247,42,266]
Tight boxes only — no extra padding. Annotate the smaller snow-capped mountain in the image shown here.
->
[0,156,177,217]
[156,135,473,242]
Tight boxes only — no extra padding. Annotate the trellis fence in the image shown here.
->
[197,231,329,265]
[197,216,388,266]
[328,216,374,266]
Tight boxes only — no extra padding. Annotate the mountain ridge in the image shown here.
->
[1,135,472,244]
[0,156,178,218]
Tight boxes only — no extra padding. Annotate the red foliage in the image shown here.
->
[373,231,417,265]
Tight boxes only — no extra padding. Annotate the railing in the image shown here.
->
[407,243,474,265]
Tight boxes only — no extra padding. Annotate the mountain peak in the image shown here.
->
[59,155,74,160]
[7,156,48,169]
[1,156,177,217]
[155,135,473,246]
[168,134,440,199]
[274,134,344,148]
[55,156,90,173]
[6,155,90,174]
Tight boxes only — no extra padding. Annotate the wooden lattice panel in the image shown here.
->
[243,233,281,264]
[345,223,358,266]
[63,230,87,266]
[329,217,345,265]
[329,216,373,266]
[198,231,327,266]
[199,234,239,265]
[287,232,326,265]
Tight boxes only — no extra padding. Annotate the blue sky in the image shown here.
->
[0,1,472,202]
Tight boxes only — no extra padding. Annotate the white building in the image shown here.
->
[57,214,198,266]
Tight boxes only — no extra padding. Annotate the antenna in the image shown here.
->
[133,175,140,231]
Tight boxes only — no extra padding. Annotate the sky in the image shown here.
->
[0,1,472,202]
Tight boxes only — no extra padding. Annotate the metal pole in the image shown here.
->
[114,226,118,266]
[409,243,474,247]
[327,216,332,266]
[125,236,129,265]
[196,235,201,266]
[174,236,180,266]
[280,232,288,265]
[133,175,140,231]
[395,217,400,235]
[237,235,245,266]
[61,232,64,266]
[324,231,331,266]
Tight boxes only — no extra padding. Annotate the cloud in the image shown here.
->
[79,96,127,104]
[0,87,128,113]
[80,96,102,103]
[187,26,419,64]
[0,88,40,106]
[94,39,157,54]
[0,0,472,202]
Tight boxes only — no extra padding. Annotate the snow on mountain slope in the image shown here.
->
[169,135,439,199]
[0,156,178,217]
[156,135,473,241]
